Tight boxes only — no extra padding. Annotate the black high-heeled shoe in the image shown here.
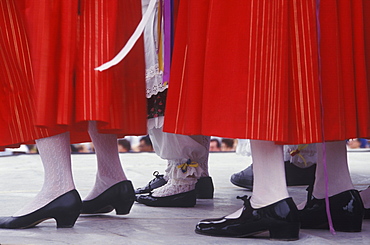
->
[299,189,364,232]
[81,180,135,215]
[0,189,82,229]
[195,196,300,240]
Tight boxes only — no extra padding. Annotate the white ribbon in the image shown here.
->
[95,0,158,71]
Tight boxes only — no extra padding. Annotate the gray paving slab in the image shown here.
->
[0,151,369,244]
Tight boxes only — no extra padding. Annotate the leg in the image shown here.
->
[136,126,213,207]
[250,140,289,207]
[300,141,363,231]
[223,140,290,216]
[153,133,210,198]
[80,121,134,215]
[195,140,299,240]
[0,132,81,229]
[84,121,127,200]
[313,141,354,198]
[15,132,75,216]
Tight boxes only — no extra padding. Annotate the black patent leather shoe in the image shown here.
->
[299,190,364,232]
[136,190,196,207]
[81,180,135,215]
[196,196,300,240]
[0,189,81,229]
[135,171,167,195]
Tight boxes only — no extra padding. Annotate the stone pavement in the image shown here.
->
[0,150,370,244]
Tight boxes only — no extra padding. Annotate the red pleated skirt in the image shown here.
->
[164,0,370,144]
[0,0,147,149]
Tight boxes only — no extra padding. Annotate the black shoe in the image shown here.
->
[136,171,214,199]
[0,190,81,229]
[360,186,370,219]
[230,161,316,190]
[299,189,364,232]
[285,161,316,186]
[136,190,196,207]
[81,180,135,215]
[196,176,214,199]
[364,208,370,219]
[195,196,300,240]
[230,165,254,189]
[135,171,167,195]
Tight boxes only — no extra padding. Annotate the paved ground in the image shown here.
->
[0,150,370,244]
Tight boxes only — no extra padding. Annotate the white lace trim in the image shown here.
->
[285,144,317,168]
[165,159,205,179]
[146,64,168,98]
[151,178,197,197]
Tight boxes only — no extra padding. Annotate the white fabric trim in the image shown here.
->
[147,116,165,130]
[95,0,158,71]
[285,144,317,168]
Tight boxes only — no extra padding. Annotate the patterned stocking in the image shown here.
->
[84,121,127,200]
[14,132,75,216]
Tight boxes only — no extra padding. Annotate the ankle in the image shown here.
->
[152,177,197,197]
[250,195,290,209]
[312,187,354,200]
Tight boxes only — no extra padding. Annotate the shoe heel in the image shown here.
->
[55,211,80,228]
[269,223,300,241]
[113,199,134,215]
[332,190,364,232]
[334,215,363,232]
[195,177,214,199]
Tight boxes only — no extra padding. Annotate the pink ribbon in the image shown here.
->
[315,0,336,235]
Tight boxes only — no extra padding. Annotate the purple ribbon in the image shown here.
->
[162,0,172,84]
[315,0,335,235]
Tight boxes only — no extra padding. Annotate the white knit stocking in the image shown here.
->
[312,141,354,199]
[84,121,127,201]
[14,132,75,216]
[151,177,198,197]
[250,140,289,209]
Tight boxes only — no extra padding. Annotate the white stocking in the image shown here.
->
[312,141,353,199]
[14,132,75,216]
[151,178,198,197]
[84,121,127,200]
[360,187,370,209]
[250,140,289,209]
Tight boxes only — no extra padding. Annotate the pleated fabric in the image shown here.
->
[0,0,49,149]
[164,0,370,144]
[0,0,147,149]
